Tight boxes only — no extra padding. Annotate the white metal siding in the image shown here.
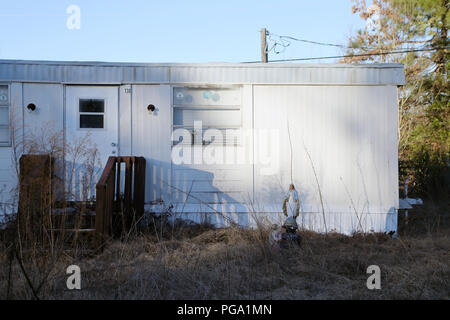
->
[119,85,132,156]
[131,85,172,203]
[253,85,399,234]
[23,83,64,138]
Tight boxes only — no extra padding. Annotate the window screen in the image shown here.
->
[173,109,241,127]
[0,85,9,146]
[79,99,104,129]
[172,87,242,146]
[79,99,104,113]
[80,115,103,128]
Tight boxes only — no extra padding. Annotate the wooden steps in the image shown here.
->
[18,154,146,249]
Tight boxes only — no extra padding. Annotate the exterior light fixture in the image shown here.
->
[27,103,36,111]
[147,104,156,112]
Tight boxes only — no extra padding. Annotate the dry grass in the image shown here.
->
[1,210,449,300]
[3,107,447,300]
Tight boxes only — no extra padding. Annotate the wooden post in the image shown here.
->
[133,157,146,224]
[95,184,106,246]
[95,157,116,246]
[260,28,268,63]
[124,158,132,228]
[95,156,146,245]
[18,154,53,245]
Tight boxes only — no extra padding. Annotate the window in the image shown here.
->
[79,99,104,129]
[172,87,242,146]
[0,85,10,146]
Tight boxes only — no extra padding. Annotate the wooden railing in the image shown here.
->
[95,156,146,242]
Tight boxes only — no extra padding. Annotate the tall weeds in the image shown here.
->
[1,104,102,299]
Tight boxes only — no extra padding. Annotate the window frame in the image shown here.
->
[77,97,107,131]
[171,86,243,147]
[0,83,11,147]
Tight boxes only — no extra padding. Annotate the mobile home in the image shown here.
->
[0,60,405,234]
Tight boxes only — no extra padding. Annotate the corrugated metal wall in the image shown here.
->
[253,85,399,234]
[131,85,172,203]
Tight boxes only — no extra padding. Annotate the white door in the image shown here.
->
[66,86,119,200]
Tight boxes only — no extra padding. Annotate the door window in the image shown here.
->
[79,99,104,129]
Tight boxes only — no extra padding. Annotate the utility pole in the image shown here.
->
[260,28,268,63]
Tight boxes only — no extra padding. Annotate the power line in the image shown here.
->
[264,31,435,58]
[266,33,291,54]
[244,46,448,63]
[269,32,355,49]
[266,31,389,51]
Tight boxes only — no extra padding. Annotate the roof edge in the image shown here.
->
[0,59,404,69]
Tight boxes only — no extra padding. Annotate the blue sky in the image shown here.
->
[0,0,366,63]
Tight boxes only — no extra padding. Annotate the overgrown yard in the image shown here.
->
[1,205,449,300]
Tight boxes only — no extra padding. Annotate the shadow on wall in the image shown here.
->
[10,155,399,235]
[145,159,399,234]
[146,159,250,228]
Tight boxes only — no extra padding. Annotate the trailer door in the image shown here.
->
[65,86,119,200]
